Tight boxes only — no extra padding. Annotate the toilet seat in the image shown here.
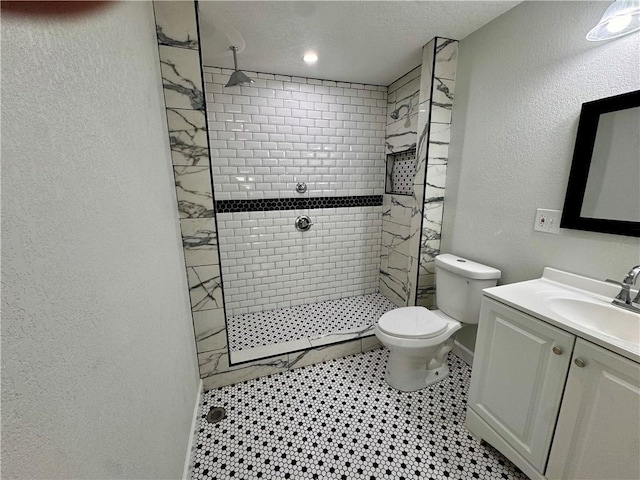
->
[378,307,448,339]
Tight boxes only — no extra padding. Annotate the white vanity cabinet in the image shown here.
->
[466,298,576,474]
[546,338,640,480]
[467,295,640,480]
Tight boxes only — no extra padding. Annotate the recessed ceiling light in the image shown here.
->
[303,52,318,64]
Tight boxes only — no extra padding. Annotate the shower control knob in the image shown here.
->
[296,182,308,194]
[295,215,313,232]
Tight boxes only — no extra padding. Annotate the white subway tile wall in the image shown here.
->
[204,68,388,317]
[203,67,388,200]
[217,207,382,316]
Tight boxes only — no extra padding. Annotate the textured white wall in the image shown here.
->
[1,2,200,478]
[444,1,640,286]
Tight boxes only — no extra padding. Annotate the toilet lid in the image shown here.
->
[378,307,449,339]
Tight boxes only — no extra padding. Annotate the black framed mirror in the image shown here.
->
[561,90,640,237]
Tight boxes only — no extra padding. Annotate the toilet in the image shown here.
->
[375,253,501,391]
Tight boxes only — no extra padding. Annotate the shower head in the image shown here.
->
[390,103,411,120]
[225,46,254,88]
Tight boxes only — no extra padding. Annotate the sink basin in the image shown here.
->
[545,297,640,345]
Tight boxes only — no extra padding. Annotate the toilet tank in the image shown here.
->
[435,254,501,325]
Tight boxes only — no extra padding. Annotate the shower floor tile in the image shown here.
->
[228,293,397,351]
[191,349,529,480]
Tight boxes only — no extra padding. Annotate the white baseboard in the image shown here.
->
[451,339,474,367]
[183,379,203,480]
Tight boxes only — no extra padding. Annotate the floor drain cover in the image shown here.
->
[206,407,227,424]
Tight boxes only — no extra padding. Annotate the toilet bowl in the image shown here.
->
[374,307,462,391]
[375,254,501,392]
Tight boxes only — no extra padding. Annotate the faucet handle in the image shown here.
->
[606,279,631,304]
[624,265,640,285]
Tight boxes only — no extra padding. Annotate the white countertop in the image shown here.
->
[483,268,640,364]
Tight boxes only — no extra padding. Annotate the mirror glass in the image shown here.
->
[561,90,640,237]
[581,107,640,222]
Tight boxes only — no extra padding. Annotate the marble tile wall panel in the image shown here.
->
[428,123,452,164]
[385,115,418,153]
[417,38,458,308]
[180,218,218,267]
[388,66,421,96]
[200,351,290,390]
[159,45,204,111]
[419,45,435,104]
[381,219,412,256]
[288,339,362,370]
[231,339,313,365]
[382,194,413,227]
[386,75,420,125]
[385,69,420,155]
[153,0,199,50]
[173,166,215,218]
[379,67,423,306]
[406,94,433,305]
[385,154,394,193]
[434,38,458,82]
[380,248,410,307]
[193,308,226,353]
[202,337,384,390]
[167,108,209,166]
[187,265,223,312]
[308,323,375,348]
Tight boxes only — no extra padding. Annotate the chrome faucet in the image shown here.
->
[606,265,640,312]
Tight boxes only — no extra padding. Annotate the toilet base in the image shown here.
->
[384,338,453,392]
[383,349,451,392]
[383,361,451,392]
[425,364,450,388]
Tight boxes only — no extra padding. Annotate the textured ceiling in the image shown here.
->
[198,1,520,86]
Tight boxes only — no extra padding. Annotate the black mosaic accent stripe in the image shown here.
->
[216,195,383,213]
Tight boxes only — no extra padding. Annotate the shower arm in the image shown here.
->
[390,103,411,120]
[230,46,239,71]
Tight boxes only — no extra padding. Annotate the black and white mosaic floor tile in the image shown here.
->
[228,293,397,352]
[191,349,529,480]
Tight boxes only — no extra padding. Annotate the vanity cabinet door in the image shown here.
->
[467,298,575,473]
[546,339,640,480]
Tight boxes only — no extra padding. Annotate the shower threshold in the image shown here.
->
[228,293,397,363]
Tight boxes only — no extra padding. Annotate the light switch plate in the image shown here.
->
[534,209,562,234]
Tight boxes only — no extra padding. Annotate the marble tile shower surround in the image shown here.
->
[154,1,457,389]
[153,1,228,388]
[415,38,458,308]
[153,1,390,389]
[379,38,457,309]
[379,68,421,306]
[385,66,421,154]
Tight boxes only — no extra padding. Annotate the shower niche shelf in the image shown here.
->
[386,148,416,196]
